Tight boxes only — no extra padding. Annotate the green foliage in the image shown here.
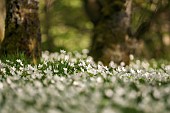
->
[39,0,92,52]
[0,51,170,113]
[0,53,31,64]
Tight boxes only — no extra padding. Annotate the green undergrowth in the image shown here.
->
[0,50,170,113]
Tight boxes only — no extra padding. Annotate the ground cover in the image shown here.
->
[0,50,170,113]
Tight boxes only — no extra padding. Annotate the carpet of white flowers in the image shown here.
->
[0,50,170,113]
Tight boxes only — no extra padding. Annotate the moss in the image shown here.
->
[0,0,41,64]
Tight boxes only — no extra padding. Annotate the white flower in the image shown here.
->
[17,70,22,75]
[10,66,16,75]
[1,68,6,74]
[82,49,89,54]
[81,68,85,72]
[69,62,74,67]
[121,67,126,72]
[73,81,80,86]
[97,64,104,73]
[80,60,86,66]
[120,62,125,66]
[87,68,97,75]
[109,61,116,68]
[165,65,170,74]
[129,54,134,60]
[117,67,122,72]
[54,69,59,73]
[86,57,93,63]
[7,78,12,84]
[96,77,103,83]
[105,89,113,98]
[38,64,43,68]
[63,68,68,74]
[86,64,92,70]
[64,55,69,61]
[6,60,10,62]
[11,66,16,71]
[142,61,150,69]
[60,50,66,54]
[130,68,136,74]
[34,81,42,88]
[27,64,34,70]
[60,77,65,82]
[0,82,3,90]
[44,68,53,76]
[19,67,24,71]
[137,69,142,74]
[16,59,23,66]
[75,52,81,58]
[115,87,125,96]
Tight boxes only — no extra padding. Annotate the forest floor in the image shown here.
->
[0,50,170,113]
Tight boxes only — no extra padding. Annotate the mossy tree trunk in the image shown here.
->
[0,0,6,43]
[84,0,132,65]
[0,0,41,63]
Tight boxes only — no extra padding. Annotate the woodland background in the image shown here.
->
[1,1,170,113]
[39,0,170,58]
[0,0,170,64]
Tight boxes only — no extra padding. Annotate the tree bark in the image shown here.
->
[84,0,132,65]
[0,0,6,43]
[0,0,41,63]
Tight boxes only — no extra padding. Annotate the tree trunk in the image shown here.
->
[84,0,132,65]
[0,0,6,43]
[0,0,41,63]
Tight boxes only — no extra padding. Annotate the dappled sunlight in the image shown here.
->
[1,0,170,113]
[163,34,170,46]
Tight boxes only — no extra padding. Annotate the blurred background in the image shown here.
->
[39,0,170,59]
[39,0,92,52]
